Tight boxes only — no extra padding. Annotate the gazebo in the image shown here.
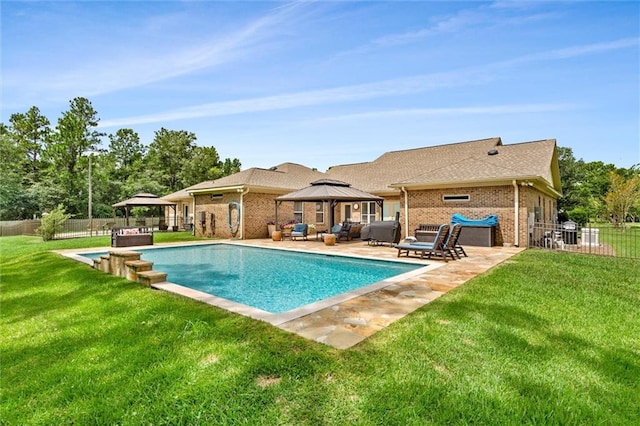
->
[275,179,383,229]
[112,193,177,229]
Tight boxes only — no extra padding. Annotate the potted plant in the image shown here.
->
[279,221,295,237]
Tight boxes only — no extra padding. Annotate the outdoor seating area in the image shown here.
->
[111,226,153,248]
[396,223,467,261]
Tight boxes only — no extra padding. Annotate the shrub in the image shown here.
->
[36,204,71,241]
[567,207,589,226]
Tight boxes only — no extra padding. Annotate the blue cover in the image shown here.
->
[451,213,498,227]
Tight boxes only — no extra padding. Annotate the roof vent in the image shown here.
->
[269,166,277,171]
[488,149,499,156]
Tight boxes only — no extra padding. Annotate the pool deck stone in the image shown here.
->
[60,238,523,350]
[232,238,523,349]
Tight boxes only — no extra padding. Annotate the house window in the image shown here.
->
[361,201,377,224]
[315,202,324,223]
[443,194,470,202]
[383,202,400,221]
[294,201,303,223]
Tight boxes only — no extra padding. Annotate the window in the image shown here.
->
[382,202,400,221]
[443,194,470,202]
[361,201,377,224]
[294,201,303,223]
[315,202,324,223]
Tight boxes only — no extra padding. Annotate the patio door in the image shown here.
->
[361,202,377,224]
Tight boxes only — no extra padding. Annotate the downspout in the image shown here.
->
[238,187,250,239]
[401,187,409,239]
[191,195,196,236]
[512,180,519,247]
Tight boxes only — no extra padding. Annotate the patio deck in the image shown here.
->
[233,238,524,349]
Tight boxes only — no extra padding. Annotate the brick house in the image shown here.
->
[164,137,561,247]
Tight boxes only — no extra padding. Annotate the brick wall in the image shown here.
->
[406,185,556,247]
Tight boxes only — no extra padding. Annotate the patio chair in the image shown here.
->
[290,223,308,241]
[396,224,453,261]
[333,223,352,241]
[444,223,467,259]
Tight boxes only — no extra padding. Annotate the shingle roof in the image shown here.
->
[181,138,560,196]
[326,137,503,193]
[393,139,558,187]
[187,162,326,193]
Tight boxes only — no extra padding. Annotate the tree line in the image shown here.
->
[0,97,241,220]
[558,147,639,226]
[1,97,638,225]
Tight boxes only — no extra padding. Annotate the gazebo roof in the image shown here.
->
[275,179,383,202]
[112,193,176,208]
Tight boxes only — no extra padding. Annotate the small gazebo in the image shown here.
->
[112,193,177,228]
[275,179,383,229]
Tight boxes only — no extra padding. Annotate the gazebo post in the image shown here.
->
[274,201,278,228]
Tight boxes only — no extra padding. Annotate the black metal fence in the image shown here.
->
[0,216,177,239]
[530,221,640,259]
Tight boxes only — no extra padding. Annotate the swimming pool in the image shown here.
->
[80,243,424,316]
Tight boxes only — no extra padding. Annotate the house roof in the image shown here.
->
[325,137,503,194]
[325,138,561,196]
[389,139,560,195]
[187,162,326,194]
[176,137,561,199]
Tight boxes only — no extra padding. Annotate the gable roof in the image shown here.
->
[325,138,561,196]
[187,162,326,194]
[389,139,561,196]
[325,137,502,193]
[177,137,561,199]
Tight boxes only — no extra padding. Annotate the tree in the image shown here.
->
[603,171,640,228]
[43,97,105,215]
[222,158,242,176]
[107,128,145,182]
[146,128,196,192]
[179,146,223,186]
[8,106,50,185]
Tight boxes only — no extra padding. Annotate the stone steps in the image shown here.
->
[137,270,168,286]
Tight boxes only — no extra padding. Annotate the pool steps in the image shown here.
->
[92,251,166,286]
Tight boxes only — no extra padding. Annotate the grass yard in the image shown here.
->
[1,235,639,425]
[593,222,640,259]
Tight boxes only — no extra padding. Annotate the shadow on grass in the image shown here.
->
[1,250,341,424]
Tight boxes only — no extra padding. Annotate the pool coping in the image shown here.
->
[56,241,445,326]
[56,239,524,349]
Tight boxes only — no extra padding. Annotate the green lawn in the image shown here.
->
[591,222,640,258]
[1,235,639,425]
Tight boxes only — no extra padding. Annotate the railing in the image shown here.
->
[530,222,639,259]
[0,217,173,239]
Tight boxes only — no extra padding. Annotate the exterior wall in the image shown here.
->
[406,185,515,246]
[193,193,238,238]
[165,199,194,230]
[406,185,558,247]
[191,186,557,246]
[522,186,559,246]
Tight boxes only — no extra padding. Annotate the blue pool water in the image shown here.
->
[82,244,421,314]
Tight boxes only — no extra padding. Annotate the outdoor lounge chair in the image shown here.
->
[290,223,308,241]
[333,223,352,241]
[444,223,467,259]
[396,224,453,261]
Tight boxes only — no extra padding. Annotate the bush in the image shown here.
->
[567,207,589,226]
[36,204,71,241]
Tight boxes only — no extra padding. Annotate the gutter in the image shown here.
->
[401,186,409,239]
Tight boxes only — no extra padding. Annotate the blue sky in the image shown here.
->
[2,1,639,171]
